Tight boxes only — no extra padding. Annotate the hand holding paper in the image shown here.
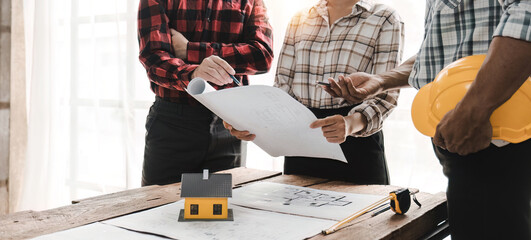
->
[192,56,235,86]
[223,121,256,141]
[186,78,347,162]
[310,113,368,143]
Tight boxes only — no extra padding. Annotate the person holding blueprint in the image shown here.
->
[137,0,273,186]
[225,0,403,184]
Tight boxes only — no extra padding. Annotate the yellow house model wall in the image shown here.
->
[184,198,228,219]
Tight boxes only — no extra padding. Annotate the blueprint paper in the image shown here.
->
[231,182,384,221]
[104,201,335,240]
[186,78,347,162]
[32,222,168,240]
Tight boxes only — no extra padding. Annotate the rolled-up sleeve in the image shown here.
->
[494,0,531,42]
[349,10,404,137]
[138,0,197,91]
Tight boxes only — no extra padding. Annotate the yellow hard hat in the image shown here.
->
[411,54,531,144]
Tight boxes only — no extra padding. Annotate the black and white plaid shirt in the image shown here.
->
[409,0,531,89]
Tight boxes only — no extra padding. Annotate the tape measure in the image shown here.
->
[389,188,421,215]
[322,188,422,235]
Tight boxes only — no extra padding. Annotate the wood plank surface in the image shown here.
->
[220,167,281,187]
[261,174,329,187]
[0,167,280,240]
[71,167,281,205]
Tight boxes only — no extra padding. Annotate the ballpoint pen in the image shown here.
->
[230,75,240,86]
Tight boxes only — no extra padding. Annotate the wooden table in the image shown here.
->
[0,167,447,240]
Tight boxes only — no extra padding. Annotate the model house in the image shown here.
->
[179,170,233,221]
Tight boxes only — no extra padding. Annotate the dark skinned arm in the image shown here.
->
[433,37,531,155]
[323,55,415,103]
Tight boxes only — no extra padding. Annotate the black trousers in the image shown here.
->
[141,97,241,186]
[284,107,389,184]
[434,139,531,240]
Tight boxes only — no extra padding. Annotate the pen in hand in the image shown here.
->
[230,75,241,86]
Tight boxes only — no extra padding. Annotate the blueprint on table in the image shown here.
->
[231,182,384,221]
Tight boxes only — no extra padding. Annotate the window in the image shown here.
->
[190,204,199,215]
[213,204,222,215]
[66,0,153,200]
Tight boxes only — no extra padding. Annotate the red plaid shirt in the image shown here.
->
[138,0,274,104]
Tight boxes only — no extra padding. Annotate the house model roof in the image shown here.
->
[180,171,232,198]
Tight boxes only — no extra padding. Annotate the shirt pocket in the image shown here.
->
[439,0,462,9]
[216,0,245,39]
[430,0,464,57]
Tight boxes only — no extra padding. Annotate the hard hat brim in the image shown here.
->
[411,84,436,137]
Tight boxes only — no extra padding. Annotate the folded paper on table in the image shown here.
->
[186,78,347,162]
[32,222,167,240]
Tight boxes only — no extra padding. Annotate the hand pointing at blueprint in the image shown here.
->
[186,78,347,162]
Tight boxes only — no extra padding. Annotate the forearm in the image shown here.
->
[348,89,399,137]
[458,37,531,117]
[186,41,273,74]
[377,55,416,91]
[344,112,368,136]
[138,0,196,91]
[140,40,197,91]
[141,52,197,91]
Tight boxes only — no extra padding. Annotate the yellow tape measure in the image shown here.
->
[322,188,421,235]
[389,188,421,214]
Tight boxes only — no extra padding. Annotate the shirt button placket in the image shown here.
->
[317,29,331,106]
[204,0,212,30]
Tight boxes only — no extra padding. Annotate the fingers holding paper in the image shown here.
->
[223,121,256,141]
[310,113,368,144]
[192,56,236,86]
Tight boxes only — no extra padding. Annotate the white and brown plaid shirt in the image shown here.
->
[274,0,404,137]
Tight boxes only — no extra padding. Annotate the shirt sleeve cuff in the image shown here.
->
[493,3,531,42]
[348,104,380,138]
[187,42,219,64]
[186,65,200,81]
[186,42,202,63]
